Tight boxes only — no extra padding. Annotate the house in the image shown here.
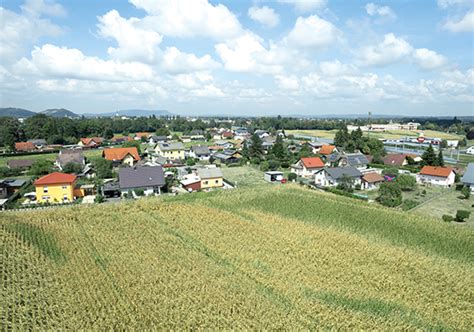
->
[461,163,474,192]
[34,172,77,203]
[15,141,36,152]
[103,147,141,166]
[308,142,324,154]
[0,179,27,199]
[78,137,102,148]
[338,153,370,170]
[111,136,133,144]
[215,140,234,149]
[155,142,185,160]
[222,131,234,139]
[210,151,241,165]
[264,171,284,183]
[55,149,85,171]
[381,153,421,166]
[180,174,201,192]
[118,166,165,196]
[254,130,269,138]
[362,172,385,190]
[7,159,35,169]
[28,139,47,148]
[148,135,168,144]
[197,167,223,189]
[466,146,474,155]
[416,166,455,187]
[190,145,211,160]
[319,144,337,155]
[314,167,363,187]
[208,145,225,153]
[291,157,325,178]
[134,132,152,140]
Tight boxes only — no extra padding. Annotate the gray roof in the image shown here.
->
[324,166,362,179]
[0,179,27,187]
[28,139,47,145]
[150,135,168,141]
[7,159,35,168]
[157,142,184,151]
[461,163,474,184]
[57,150,85,167]
[192,145,210,155]
[197,167,223,179]
[344,153,369,166]
[119,166,165,189]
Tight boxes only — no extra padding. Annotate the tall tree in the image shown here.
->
[334,126,349,148]
[437,149,445,167]
[421,144,437,166]
[270,135,286,159]
[249,134,263,158]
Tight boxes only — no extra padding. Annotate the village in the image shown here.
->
[1,123,473,223]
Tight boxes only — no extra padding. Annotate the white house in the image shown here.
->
[314,167,363,187]
[416,166,455,187]
[291,157,325,178]
[466,146,474,155]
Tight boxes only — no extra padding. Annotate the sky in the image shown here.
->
[0,0,473,116]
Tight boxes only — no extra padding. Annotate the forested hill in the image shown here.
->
[0,108,36,118]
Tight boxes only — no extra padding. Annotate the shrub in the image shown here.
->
[94,194,105,203]
[461,186,470,199]
[135,189,145,197]
[288,173,297,181]
[397,174,416,191]
[280,161,290,169]
[378,182,402,207]
[401,199,418,211]
[382,167,399,178]
[455,183,464,191]
[455,210,470,222]
[260,161,270,172]
[442,215,454,222]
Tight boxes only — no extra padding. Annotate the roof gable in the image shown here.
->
[103,147,140,161]
[319,145,336,155]
[301,157,324,169]
[34,172,77,185]
[419,166,453,178]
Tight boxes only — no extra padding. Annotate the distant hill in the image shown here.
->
[0,107,37,118]
[40,108,81,118]
[91,109,174,118]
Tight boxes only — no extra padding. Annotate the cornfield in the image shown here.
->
[1,184,473,329]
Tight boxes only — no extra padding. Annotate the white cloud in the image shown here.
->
[161,47,219,74]
[248,6,279,28]
[356,33,413,66]
[437,0,473,9]
[365,3,396,20]
[286,15,341,49]
[278,0,327,13]
[129,0,242,39]
[319,60,358,76]
[21,0,66,17]
[275,74,299,90]
[18,44,154,81]
[413,48,447,70]
[97,10,162,63]
[443,11,474,32]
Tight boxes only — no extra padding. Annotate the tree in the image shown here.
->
[270,135,286,160]
[336,174,355,192]
[28,160,54,176]
[186,158,196,166]
[461,186,470,199]
[397,174,416,191]
[94,194,105,203]
[440,139,448,149]
[0,117,23,149]
[466,130,474,140]
[92,158,113,179]
[455,210,470,222]
[378,182,402,207]
[123,140,141,154]
[437,150,445,167]
[62,162,83,174]
[156,127,170,136]
[334,126,349,148]
[249,134,263,159]
[288,173,297,181]
[103,128,114,139]
[382,167,399,178]
[421,144,437,166]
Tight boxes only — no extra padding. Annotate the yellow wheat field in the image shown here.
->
[1,184,473,329]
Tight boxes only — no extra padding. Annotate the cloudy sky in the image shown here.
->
[1,0,473,116]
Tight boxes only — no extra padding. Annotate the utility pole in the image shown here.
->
[368,111,371,139]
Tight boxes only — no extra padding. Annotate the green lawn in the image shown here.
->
[221,165,268,187]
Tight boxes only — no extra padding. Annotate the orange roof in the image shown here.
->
[319,145,336,155]
[135,132,151,138]
[301,157,325,168]
[34,172,77,186]
[15,142,36,151]
[80,137,102,145]
[420,166,454,178]
[362,172,385,183]
[103,147,140,161]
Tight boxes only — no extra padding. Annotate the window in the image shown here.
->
[62,185,67,190]
[43,186,48,193]
[204,181,208,185]
[63,195,68,201]
[42,196,50,201]
[215,180,219,184]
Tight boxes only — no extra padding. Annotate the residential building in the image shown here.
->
[15,141,36,152]
[210,150,241,165]
[111,136,133,144]
[314,167,363,187]
[34,172,77,203]
[78,137,102,148]
[0,179,27,199]
[381,153,421,167]
[55,149,86,170]
[190,145,211,160]
[103,147,141,166]
[28,139,47,148]
[148,135,168,144]
[361,172,385,190]
[118,166,166,196]
[461,163,474,192]
[134,132,152,140]
[416,166,456,187]
[198,167,223,189]
[155,142,185,160]
[466,146,474,155]
[215,140,234,149]
[291,157,325,177]
[319,144,337,156]
[338,153,370,170]
[180,174,201,192]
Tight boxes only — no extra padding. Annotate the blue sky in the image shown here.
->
[1,0,473,116]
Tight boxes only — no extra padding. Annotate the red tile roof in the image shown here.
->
[15,142,36,151]
[319,145,336,155]
[80,137,102,146]
[135,132,152,138]
[420,166,454,178]
[301,157,325,169]
[103,147,140,161]
[362,172,385,183]
[34,172,77,185]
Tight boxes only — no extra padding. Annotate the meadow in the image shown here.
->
[1,184,473,329]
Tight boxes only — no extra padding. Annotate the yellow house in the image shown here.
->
[198,168,224,189]
[155,142,185,160]
[34,172,77,203]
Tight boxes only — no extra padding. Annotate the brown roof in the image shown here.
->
[301,157,325,168]
[319,145,336,155]
[15,142,36,151]
[208,145,224,151]
[135,132,152,138]
[7,159,35,168]
[34,172,77,185]
[80,137,102,146]
[103,147,140,161]
[382,154,409,166]
[420,166,454,178]
[362,172,385,183]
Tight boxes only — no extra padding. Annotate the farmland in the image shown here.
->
[1,184,473,329]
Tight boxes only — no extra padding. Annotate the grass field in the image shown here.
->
[286,129,462,141]
[1,185,473,329]
[221,165,267,187]
[0,149,108,168]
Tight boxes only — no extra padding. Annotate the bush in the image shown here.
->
[442,214,454,222]
[267,159,280,171]
[280,161,290,169]
[397,174,416,191]
[288,173,297,181]
[94,194,105,203]
[455,210,470,222]
[461,186,470,199]
[401,199,418,211]
[455,183,464,191]
[382,167,399,178]
[260,161,270,172]
[378,182,402,207]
